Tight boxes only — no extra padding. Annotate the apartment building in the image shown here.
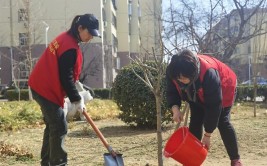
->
[0,0,162,88]
[208,9,267,81]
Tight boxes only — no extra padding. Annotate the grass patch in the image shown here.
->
[0,101,42,131]
[0,141,33,161]
[86,99,121,120]
[0,99,121,131]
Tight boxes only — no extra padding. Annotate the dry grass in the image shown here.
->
[0,101,266,166]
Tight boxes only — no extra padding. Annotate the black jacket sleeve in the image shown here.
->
[166,66,182,108]
[58,49,81,103]
[202,68,222,133]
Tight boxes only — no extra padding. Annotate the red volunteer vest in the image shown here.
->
[173,54,236,107]
[29,32,83,107]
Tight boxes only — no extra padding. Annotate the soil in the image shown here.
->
[0,103,267,166]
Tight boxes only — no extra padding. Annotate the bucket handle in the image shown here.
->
[163,150,172,158]
[164,127,188,158]
[182,127,187,139]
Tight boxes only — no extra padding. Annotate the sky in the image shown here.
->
[162,0,235,13]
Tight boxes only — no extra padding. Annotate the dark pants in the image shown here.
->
[31,89,67,166]
[189,103,240,160]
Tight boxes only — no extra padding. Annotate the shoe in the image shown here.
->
[231,159,243,166]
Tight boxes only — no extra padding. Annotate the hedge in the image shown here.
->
[4,85,267,103]
[93,88,111,99]
[236,85,267,102]
[5,89,29,101]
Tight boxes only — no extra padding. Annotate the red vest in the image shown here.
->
[29,32,83,107]
[173,54,236,107]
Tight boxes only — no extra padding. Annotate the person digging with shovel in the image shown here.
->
[166,49,243,166]
[28,13,101,166]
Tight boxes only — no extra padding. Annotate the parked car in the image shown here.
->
[0,84,8,91]
[0,79,28,98]
[0,84,8,98]
[241,77,267,85]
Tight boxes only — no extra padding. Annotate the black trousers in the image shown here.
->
[31,89,68,166]
[188,103,240,160]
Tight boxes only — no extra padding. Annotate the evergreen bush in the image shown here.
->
[94,88,111,99]
[112,63,172,128]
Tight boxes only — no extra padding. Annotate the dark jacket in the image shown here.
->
[166,54,237,133]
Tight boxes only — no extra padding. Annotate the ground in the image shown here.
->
[0,103,267,166]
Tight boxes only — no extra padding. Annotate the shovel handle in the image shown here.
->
[82,111,115,154]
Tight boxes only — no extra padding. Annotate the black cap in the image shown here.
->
[79,14,101,38]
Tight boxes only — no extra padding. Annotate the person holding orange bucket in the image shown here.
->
[166,49,242,166]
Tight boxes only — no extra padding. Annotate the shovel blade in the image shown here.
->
[104,153,124,166]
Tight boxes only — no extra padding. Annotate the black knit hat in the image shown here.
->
[79,14,101,38]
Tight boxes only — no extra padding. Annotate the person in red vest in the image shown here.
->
[166,50,242,166]
[28,13,101,166]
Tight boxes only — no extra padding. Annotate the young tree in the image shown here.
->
[131,45,166,166]
[163,0,267,61]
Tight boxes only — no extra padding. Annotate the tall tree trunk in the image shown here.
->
[253,77,257,117]
[156,94,163,166]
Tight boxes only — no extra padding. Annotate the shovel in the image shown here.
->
[82,111,125,166]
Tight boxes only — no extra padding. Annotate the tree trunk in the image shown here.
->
[253,78,257,117]
[176,102,190,129]
[183,103,190,127]
[155,94,163,166]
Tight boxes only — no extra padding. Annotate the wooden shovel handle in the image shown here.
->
[82,111,110,150]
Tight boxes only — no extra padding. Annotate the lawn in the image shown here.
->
[0,100,266,166]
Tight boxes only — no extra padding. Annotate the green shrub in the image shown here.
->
[0,101,42,131]
[112,63,172,128]
[18,108,42,123]
[6,89,29,101]
[236,85,267,102]
[94,88,111,99]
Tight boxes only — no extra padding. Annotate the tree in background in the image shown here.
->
[163,0,267,61]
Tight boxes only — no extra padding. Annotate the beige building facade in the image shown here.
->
[209,9,267,82]
[0,0,162,88]
[228,9,267,82]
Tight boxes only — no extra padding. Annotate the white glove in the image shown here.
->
[75,81,85,92]
[73,98,86,114]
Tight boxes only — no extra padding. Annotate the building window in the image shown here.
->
[112,34,118,51]
[230,26,239,35]
[19,33,29,46]
[19,63,27,71]
[103,31,107,43]
[20,71,29,78]
[128,1,132,16]
[18,9,27,22]
[112,13,117,29]
[102,9,107,28]
[112,0,118,10]
[248,45,251,53]
[115,57,120,69]
[129,21,131,35]
[102,8,106,21]
[234,47,239,54]
[138,6,141,18]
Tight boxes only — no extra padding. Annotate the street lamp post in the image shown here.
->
[248,56,252,85]
[42,21,49,47]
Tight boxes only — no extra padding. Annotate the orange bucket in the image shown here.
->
[164,127,208,166]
